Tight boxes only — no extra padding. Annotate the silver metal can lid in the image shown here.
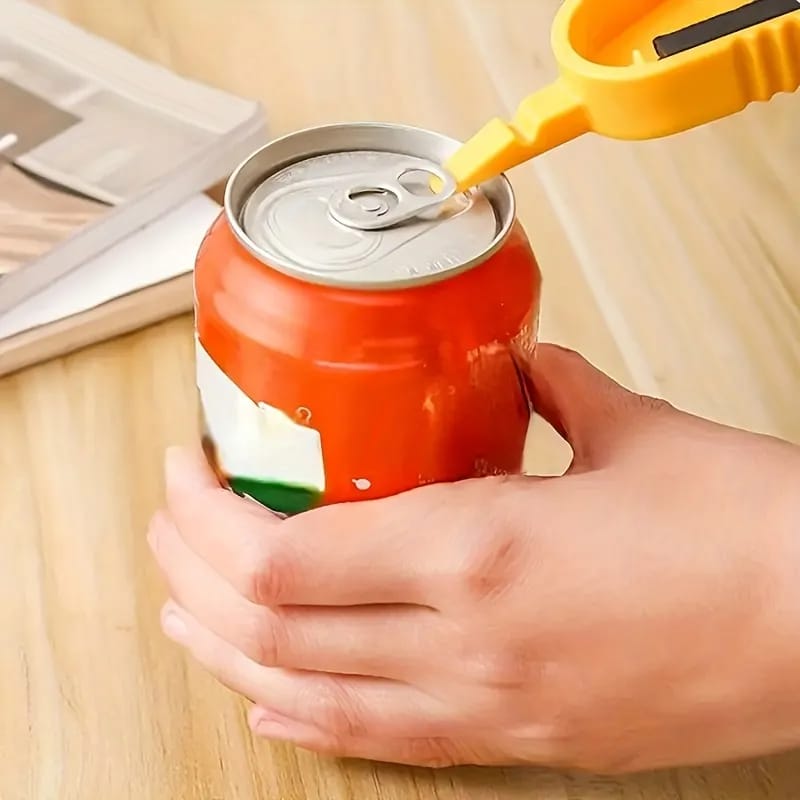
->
[225,123,515,290]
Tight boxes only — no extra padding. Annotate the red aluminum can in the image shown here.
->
[194,123,541,516]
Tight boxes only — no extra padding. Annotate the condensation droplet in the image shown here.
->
[294,406,312,425]
[352,478,371,491]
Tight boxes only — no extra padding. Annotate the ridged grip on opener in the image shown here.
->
[730,15,800,101]
[443,2,800,193]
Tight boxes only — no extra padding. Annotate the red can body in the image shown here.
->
[194,124,541,516]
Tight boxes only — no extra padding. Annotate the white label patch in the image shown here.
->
[195,338,325,492]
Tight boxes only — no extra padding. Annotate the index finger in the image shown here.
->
[163,445,454,608]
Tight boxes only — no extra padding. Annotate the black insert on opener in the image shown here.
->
[653,0,799,58]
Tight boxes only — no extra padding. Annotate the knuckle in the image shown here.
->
[458,522,526,602]
[577,747,639,776]
[301,731,351,760]
[508,713,578,767]
[504,668,584,756]
[240,540,293,605]
[305,680,366,738]
[466,647,532,690]
[402,737,461,769]
[542,711,577,749]
[248,609,289,666]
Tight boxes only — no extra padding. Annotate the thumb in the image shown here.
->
[513,343,668,467]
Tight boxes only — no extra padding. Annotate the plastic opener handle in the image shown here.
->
[445,0,800,192]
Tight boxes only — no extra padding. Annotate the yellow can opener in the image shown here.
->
[444,0,800,192]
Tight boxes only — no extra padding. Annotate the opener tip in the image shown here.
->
[444,118,528,193]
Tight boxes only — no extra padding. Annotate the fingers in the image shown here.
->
[160,600,450,738]
[164,444,284,589]
[514,343,672,467]
[148,510,444,679]
[165,445,474,607]
[247,706,507,768]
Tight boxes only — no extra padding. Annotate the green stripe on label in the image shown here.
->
[195,337,326,516]
[229,477,323,516]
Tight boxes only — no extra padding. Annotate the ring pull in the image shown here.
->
[328,162,457,231]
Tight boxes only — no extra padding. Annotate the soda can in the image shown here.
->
[193,122,541,516]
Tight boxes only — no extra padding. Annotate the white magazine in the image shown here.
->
[0,0,267,315]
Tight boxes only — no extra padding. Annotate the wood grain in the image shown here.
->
[3,1,799,798]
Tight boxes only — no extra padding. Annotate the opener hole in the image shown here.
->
[398,168,442,197]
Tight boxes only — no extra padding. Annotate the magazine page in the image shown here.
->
[1,0,261,204]
[0,0,266,311]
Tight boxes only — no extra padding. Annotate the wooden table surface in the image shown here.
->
[4,1,800,798]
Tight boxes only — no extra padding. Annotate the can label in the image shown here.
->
[195,338,325,515]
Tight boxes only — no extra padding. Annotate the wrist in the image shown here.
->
[754,452,800,751]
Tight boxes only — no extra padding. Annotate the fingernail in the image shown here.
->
[254,718,292,738]
[161,607,188,642]
[249,707,296,738]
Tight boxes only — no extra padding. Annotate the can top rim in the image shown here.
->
[223,122,517,290]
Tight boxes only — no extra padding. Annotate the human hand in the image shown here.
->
[148,344,800,773]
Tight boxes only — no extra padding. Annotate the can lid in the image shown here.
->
[225,124,515,289]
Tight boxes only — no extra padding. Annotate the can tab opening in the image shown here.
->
[328,163,457,230]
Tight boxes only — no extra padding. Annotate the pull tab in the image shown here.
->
[327,162,457,231]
